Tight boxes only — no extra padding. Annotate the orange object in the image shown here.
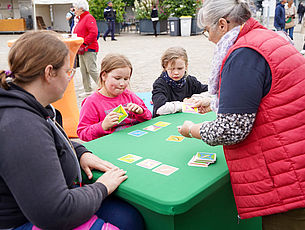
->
[7,36,84,138]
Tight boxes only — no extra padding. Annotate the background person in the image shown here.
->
[178,0,305,229]
[103,1,117,41]
[152,46,208,117]
[0,31,144,230]
[274,0,287,31]
[285,0,296,39]
[77,54,152,141]
[66,6,75,33]
[74,0,99,96]
[297,1,305,24]
[151,4,159,37]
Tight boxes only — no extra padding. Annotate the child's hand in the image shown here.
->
[125,103,143,114]
[102,111,120,131]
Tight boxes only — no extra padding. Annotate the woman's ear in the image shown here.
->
[44,65,55,83]
[218,18,229,33]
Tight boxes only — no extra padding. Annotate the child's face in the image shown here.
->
[102,67,131,97]
[165,58,187,81]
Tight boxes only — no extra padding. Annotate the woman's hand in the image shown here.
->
[125,103,143,114]
[198,105,212,114]
[80,152,117,180]
[178,120,195,138]
[96,168,128,195]
[102,111,120,131]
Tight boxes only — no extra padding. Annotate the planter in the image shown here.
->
[139,19,168,34]
[96,20,121,35]
[191,17,204,35]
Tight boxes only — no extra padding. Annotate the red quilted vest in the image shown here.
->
[221,18,305,219]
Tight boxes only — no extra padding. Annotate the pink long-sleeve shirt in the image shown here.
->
[77,90,152,141]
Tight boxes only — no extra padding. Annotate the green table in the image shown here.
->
[83,112,261,230]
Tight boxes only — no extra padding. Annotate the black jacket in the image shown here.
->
[152,73,208,117]
[104,6,116,21]
[0,84,107,229]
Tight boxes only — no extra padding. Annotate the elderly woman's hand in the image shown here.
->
[80,152,117,180]
[178,120,195,138]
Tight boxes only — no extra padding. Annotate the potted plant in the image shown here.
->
[89,0,126,34]
[162,0,203,35]
[133,0,168,34]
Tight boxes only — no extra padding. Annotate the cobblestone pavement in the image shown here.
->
[0,24,304,109]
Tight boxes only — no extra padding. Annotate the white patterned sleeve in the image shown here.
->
[200,113,256,146]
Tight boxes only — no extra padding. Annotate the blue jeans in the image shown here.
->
[285,26,294,40]
[14,196,144,230]
[104,21,115,40]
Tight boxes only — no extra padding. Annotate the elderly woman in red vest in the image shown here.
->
[179,0,305,229]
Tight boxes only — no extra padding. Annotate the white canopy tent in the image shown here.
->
[32,0,74,31]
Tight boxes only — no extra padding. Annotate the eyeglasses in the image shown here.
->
[67,68,76,80]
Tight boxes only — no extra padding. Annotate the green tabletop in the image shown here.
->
[83,112,230,215]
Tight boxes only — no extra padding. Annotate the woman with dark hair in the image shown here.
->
[179,0,305,229]
[0,31,144,230]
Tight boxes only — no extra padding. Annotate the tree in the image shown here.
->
[89,0,126,22]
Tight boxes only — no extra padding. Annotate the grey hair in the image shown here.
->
[73,0,89,11]
[198,0,252,29]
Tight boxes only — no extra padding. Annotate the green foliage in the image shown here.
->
[123,0,134,6]
[89,0,126,22]
[133,0,168,20]
[162,0,201,18]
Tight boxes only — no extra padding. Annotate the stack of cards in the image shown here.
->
[182,103,198,113]
[188,152,216,167]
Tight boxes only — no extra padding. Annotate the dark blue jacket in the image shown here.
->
[274,3,285,29]
[104,6,116,21]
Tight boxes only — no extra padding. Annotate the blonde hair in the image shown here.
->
[99,53,133,86]
[161,47,188,70]
[0,31,68,90]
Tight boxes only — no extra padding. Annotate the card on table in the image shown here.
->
[153,121,171,127]
[182,103,198,113]
[166,135,185,142]
[136,159,162,169]
[144,125,161,132]
[195,152,216,162]
[112,104,128,124]
[118,154,142,163]
[152,164,179,176]
[128,130,148,137]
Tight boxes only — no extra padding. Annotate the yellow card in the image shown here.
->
[154,121,171,127]
[166,135,185,142]
[118,154,142,163]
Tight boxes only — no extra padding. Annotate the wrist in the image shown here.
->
[188,125,194,138]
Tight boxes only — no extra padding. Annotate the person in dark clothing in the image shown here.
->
[0,31,144,230]
[274,0,287,31]
[103,1,117,41]
[152,47,208,117]
[297,2,305,24]
[66,7,75,33]
[151,5,159,37]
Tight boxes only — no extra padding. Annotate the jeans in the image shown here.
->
[285,26,294,40]
[104,21,115,40]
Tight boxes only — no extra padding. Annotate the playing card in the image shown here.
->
[118,154,142,163]
[154,121,171,127]
[152,164,179,176]
[188,156,211,168]
[112,104,128,124]
[166,135,185,142]
[136,159,162,169]
[128,130,148,137]
[182,103,198,113]
[195,152,216,162]
[188,162,209,167]
[143,125,161,132]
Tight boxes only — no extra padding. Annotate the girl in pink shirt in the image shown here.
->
[77,54,152,141]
